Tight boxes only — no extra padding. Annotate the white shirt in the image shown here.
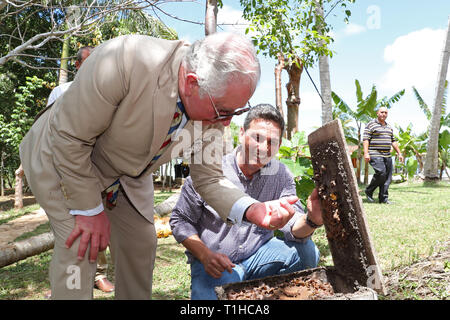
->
[46,81,73,106]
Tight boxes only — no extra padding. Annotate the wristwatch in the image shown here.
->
[305,214,323,229]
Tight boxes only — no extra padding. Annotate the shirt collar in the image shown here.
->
[176,98,189,120]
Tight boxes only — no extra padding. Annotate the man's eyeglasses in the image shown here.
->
[205,90,251,120]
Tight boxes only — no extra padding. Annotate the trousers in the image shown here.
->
[190,237,320,300]
[366,156,393,203]
[47,188,157,299]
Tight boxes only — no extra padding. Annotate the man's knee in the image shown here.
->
[289,240,320,270]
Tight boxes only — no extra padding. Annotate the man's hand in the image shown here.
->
[245,196,298,230]
[364,153,371,163]
[306,188,323,226]
[65,211,111,263]
[200,250,235,279]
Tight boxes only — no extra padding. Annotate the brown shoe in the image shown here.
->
[43,289,52,300]
[94,277,115,293]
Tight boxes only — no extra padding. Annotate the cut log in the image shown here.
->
[308,119,386,295]
[154,193,180,217]
[0,232,54,268]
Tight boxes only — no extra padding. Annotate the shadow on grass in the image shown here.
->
[152,288,189,300]
[156,241,187,263]
[0,250,51,300]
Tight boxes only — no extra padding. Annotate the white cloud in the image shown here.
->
[216,5,249,34]
[343,23,366,36]
[381,28,446,92]
[378,28,449,134]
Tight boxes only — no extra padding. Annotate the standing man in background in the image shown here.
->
[363,107,403,204]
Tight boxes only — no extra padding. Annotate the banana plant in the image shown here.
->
[394,124,426,179]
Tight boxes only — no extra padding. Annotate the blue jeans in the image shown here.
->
[190,237,320,300]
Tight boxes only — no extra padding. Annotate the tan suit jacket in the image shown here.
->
[19,35,247,223]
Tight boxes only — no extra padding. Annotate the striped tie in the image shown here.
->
[104,101,186,209]
[147,101,185,168]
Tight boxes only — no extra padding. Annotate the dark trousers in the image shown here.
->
[365,156,393,203]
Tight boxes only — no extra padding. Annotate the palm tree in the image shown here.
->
[332,79,405,184]
[314,1,333,125]
[413,81,450,179]
[424,17,450,181]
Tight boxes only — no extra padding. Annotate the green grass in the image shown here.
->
[152,237,191,300]
[311,181,450,271]
[0,182,448,299]
[362,181,449,270]
[0,204,40,225]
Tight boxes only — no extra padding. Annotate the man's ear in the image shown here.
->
[184,73,199,97]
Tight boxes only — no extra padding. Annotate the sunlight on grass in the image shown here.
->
[311,181,449,273]
[363,182,449,271]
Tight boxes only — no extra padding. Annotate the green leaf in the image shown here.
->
[295,177,315,204]
[406,158,418,179]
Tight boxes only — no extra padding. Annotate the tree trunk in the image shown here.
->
[14,164,24,210]
[424,17,450,181]
[154,193,181,217]
[0,151,4,197]
[205,0,218,36]
[285,58,303,139]
[314,1,333,125]
[59,35,70,85]
[275,53,285,118]
[364,161,369,185]
[204,0,234,153]
[356,126,362,184]
[0,232,54,268]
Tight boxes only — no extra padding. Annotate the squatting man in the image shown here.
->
[19,32,302,299]
[170,104,323,300]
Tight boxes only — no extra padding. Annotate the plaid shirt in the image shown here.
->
[169,147,308,264]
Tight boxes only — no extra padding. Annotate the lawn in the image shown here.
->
[0,181,448,300]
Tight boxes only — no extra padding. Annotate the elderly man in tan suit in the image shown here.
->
[19,32,298,299]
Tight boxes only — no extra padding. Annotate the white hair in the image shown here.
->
[182,32,261,98]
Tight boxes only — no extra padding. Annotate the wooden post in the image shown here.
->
[308,119,386,295]
[14,164,24,210]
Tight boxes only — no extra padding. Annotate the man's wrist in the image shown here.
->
[242,205,251,222]
[305,213,322,229]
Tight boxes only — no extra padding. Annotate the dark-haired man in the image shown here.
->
[170,104,322,300]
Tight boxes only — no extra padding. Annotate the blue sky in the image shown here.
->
[153,0,450,136]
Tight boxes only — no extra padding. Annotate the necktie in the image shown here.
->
[104,101,186,209]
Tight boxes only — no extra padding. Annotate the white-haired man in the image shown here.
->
[20,33,298,299]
